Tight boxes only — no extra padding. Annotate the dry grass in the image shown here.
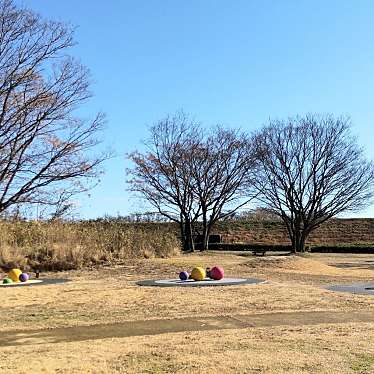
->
[1,218,374,273]
[0,220,179,271]
[1,323,374,373]
[1,253,374,332]
[1,252,374,373]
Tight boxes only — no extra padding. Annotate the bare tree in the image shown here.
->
[128,113,201,252]
[0,0,107,216]
[252,114,374,253]
[190,127,257,250]
[128,113,258,252]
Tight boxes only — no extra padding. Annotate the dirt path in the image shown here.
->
[1,310,373,347]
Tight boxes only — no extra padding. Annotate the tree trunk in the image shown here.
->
[201,224,209,251]
[282,216,297,253]
[290,235,297,254]
[200,209,209,251]
[182,219,195,252]
[284,216,309,254]
[292,230,307,253]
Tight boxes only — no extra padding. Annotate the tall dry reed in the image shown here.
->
[0,220,180,271]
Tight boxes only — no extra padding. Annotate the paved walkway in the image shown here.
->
[326,282,374,295]
[1,310,374,347]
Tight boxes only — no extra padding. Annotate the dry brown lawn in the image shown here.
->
[1,252,374,373]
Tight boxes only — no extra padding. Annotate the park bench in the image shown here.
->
[251,248,267,256]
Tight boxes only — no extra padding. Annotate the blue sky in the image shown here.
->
[22,0,374,218]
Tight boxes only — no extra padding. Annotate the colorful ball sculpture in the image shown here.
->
[190,267,206,281]
[2,278,13,284]
[19,273,29,282]
[210,266,224,280]
[8,268,22,283]
[179,271,189,281]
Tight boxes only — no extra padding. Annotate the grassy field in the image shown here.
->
[1,252,374,373]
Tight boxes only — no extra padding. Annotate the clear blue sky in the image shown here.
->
[22,0,374,218]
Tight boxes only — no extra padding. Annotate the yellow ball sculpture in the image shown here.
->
[190,267,206,281]
[8,268,22,283]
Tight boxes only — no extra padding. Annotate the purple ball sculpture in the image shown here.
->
[19,273,29,282]
[179,271,189,281]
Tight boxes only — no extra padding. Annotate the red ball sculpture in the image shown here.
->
[210,266,224,280]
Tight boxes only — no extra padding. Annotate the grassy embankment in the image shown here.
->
[212,218,374,252]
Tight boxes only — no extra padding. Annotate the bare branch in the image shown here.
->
[0,0,109,216]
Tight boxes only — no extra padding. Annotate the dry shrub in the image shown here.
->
[0,220,180,272]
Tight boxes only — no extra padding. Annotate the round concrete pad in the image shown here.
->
[0,279,43,287]
[0,278,70,287]
[326,283,374,296]
[137,277,266,287]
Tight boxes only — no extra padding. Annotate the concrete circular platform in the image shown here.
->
[136,277,266,287]
[0,278,70,287]
[326,283,374,296]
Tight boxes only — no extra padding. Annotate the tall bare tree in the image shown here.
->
[252,114,374,253]
[190,127,257,250]
[128,113,201,252]
[128,113,257,252]
[0,0,106,216]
